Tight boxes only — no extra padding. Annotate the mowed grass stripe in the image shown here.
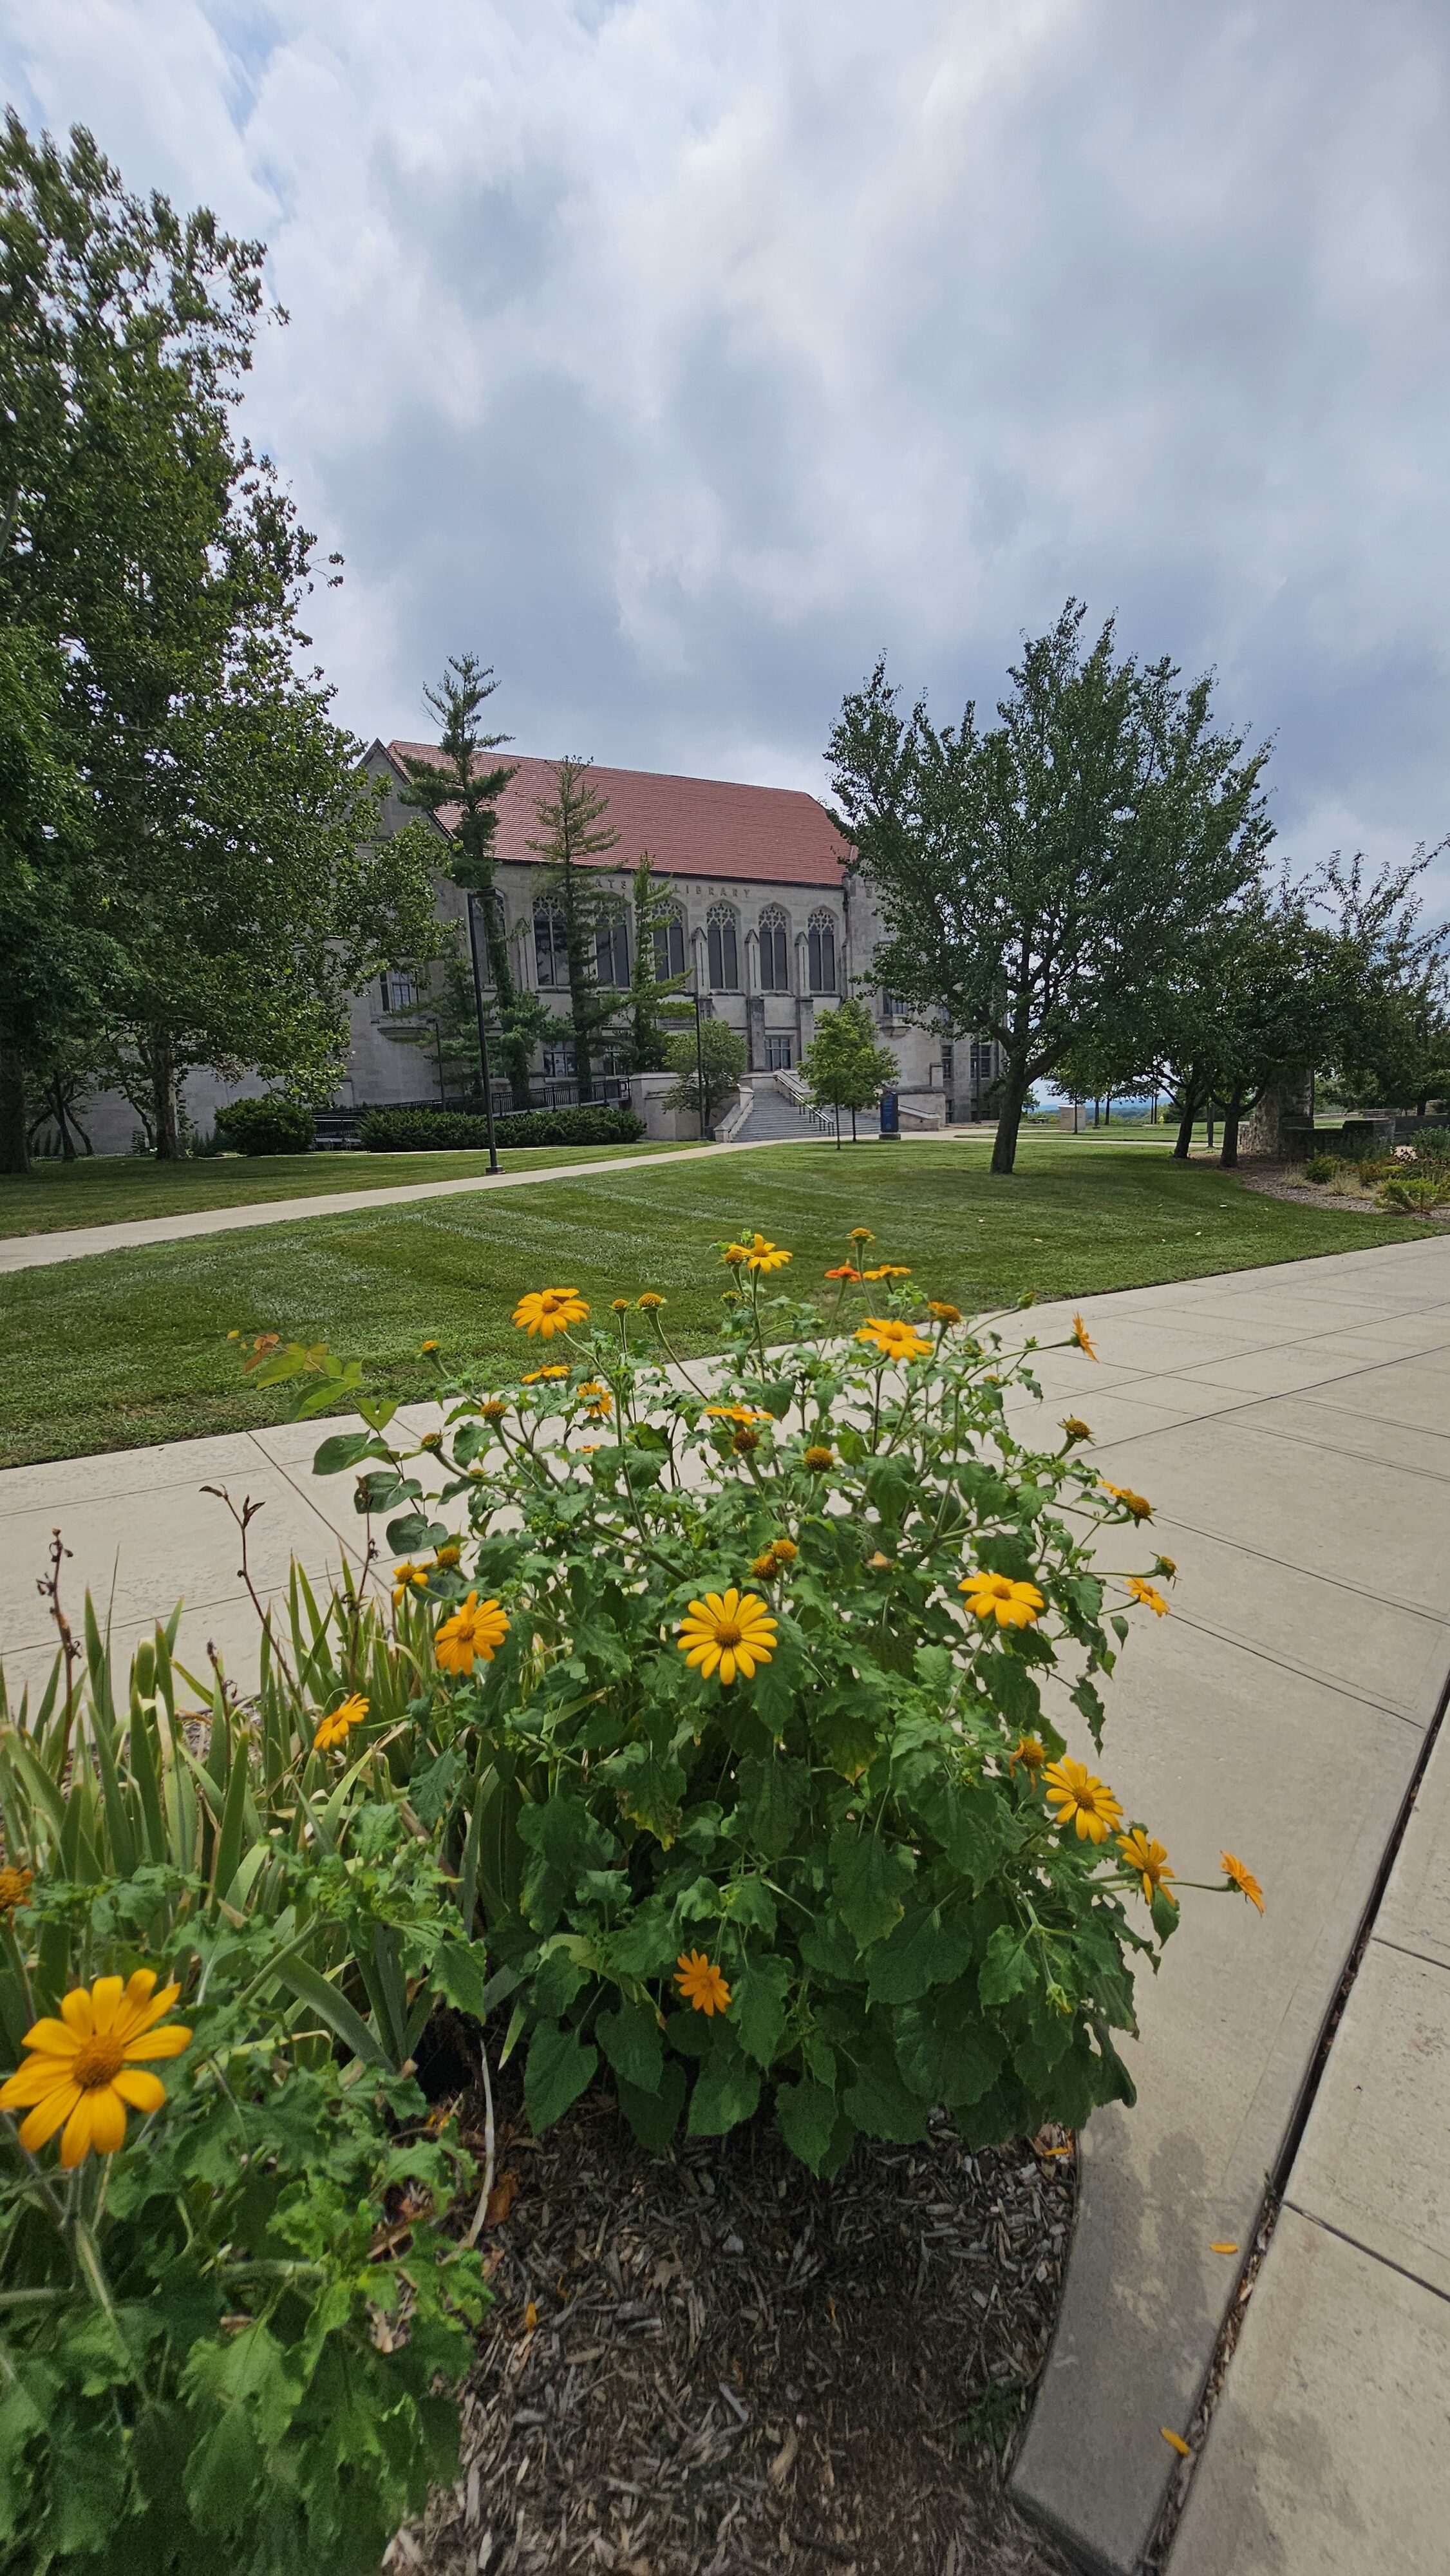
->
[0,1141,1431,1467]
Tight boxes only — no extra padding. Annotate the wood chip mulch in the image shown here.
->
[1235,1160,1450,1219]
[390,2044,1075,2576]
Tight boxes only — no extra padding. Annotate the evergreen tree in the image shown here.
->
[393,655,547,1111]
[527,761,628,1102]
[799,998,900,1145]
[625,853,691,1070]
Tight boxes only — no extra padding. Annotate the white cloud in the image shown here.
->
[5,0,1449,886]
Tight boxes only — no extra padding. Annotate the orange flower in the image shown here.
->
[435,1592,509,1676]
[1071,1314,1098,1361]
[637,1292,665,1311]
[0,1867,33,1915]
[1221,1852,1264,1913]
[928,1301,963,1325]
[960,1570,1044,1629]
[675,1952,731,2016]
[825,1265,861,1281]
[513,1287,589,1338]
[1117,1829,1176,1906]
[314,1693,368,1754]
[576,1381,614,1418]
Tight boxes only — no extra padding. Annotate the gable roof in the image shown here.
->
[382,742,849,890]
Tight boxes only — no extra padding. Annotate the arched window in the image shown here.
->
[533,902,569,988]
[807,909,837,994]
[758,905,789,992]
[594,909,629,986]
[652,909,686,979]
[707,901,739,992]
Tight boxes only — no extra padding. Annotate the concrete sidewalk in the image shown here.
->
[3,1233,1449,2576]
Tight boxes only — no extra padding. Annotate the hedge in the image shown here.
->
[355,1104,645,1153]
[212,1094,315,1156]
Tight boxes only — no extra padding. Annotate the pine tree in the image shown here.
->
[527,761,628,1102]
[395,656,547,1110]
[625,853,691,1070]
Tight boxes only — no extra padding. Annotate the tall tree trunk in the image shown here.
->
[0,1045,29,1175]
[150,1031,182,1160]
[1219,1090,1244,1170]
[990,1060,1031,1174]
[1173,1099,1196,1159]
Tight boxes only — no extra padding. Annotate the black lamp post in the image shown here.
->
[465,893,501,1176]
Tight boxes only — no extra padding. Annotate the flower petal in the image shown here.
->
[88,1977,126,2036]
[19,2081,80,2152]
[17,2019,79,2060]
[87,2085,128,2154]
[60,2093,96,2168]
[1,2056,77,2109]
[111,2069,167,2114]
[59,1989,95,2041]
[121,2023,192,2063]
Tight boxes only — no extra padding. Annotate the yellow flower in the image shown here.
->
[0,1867,33,1915]
[751,1550,778,1579]
[1060,1416,1093,1444]
[392,1560,428,1604]
[863,1264,912,1280]
[513,1287,589,1338]
[1126,1575,1169,1616]
[769,1537,798,1564]
[722,1243,751,1267]
[478,1398,509,1424]
[677,1589,778,1685]
[675,1952,731,2016]
[1221,1852,1265,1913]
[855,1317,933,1363]
[1101,1479,1154,1522]
[0,1971,192,2167]
[637,1292,665,1311]
[960,1570,1044,1629]
[1154,1554,1178,1580]
[1008,1734,1046,1779]
[740,1233,791,1273]
[849,1227,874,1244]
[435,1592,509,1676]
[803,1443,834,1471]
[314,1692,368,1754]
[612,1298,630,1314]
[522,1365,571,1384]
[705,1403,770,1427]
[1117,1829,1176,1906]
[1071,1314,1098,1361]
[419,1338,439,1354]
[928,1300,963,1325]
[577,1381,614,1417]
[1042,1757,1123,1844]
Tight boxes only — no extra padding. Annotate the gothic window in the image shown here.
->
[652,910,686,978]
[379,968,420,1013]
[594,911,630,986]
[542,1040,576,1077]
[707,901,739,992]
[533,902,569,988]
[807,910,837,994]
[758,904,789,992]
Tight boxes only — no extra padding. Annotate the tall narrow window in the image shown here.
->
[807,911,837,994]
[594,913,629,985]
[758,905,789,992]
[380,968,419,1013]
[652,911,686,978]
[533,902,568,988]
[707,902,739,992]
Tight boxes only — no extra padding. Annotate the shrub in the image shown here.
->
[212,1094,315,1157]
[356,1104,644,1153]
[1301,1152,1337,1184]
[1409,1124,1450,1168]
[1379,1171,1450,1213]
[268,1232,1259,2177]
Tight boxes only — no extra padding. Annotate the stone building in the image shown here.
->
[344,741,1000,1124]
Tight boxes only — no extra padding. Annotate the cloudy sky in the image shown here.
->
[5,0,1449,890]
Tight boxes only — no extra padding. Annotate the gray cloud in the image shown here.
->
[5,0,1448,886]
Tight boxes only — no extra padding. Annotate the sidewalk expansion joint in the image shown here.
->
[1281,2202,1450,2310]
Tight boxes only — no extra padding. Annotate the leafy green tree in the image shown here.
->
[662,1016,747,1133]
[1310,849,1450,1112]
[393,654,548,1111]
[800,998,900,1144]
[625,853,690,1070]
[827,601,1273,1174]
[528,761,628,1103]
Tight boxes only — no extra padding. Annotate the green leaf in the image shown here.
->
[430,1939,491,2020]
[733,1753,808,1860]
[686,2036,761,2136]
[1071,1678,1107,1748]
[312,1430,379,1475]
[183,2404,264,2537]
[524,2022,599,2130]
[1151,1888,1181,1942]
[894,1984,1004,2105]
[734,1954,791,2068]
[843,2041,932,2143]
[923,1779,1008,1891]
[616,2059,686,2150]
[410,1747,464,1830]
[386,1511,432,1552]
[775,2076,839,2171]
[978,1925,1035,2009]
[597,2001,664,2092]
[273,1956,392,2068]
[866,1902,975,2005]
[829,1828,915,1949]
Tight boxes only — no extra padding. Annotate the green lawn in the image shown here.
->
[1,1137,1435,1468]
[0,1140,692,1237]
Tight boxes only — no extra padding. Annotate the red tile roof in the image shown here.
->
[384,743,848,889]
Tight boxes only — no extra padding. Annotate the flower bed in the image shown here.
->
[0,1226,1261,2573]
